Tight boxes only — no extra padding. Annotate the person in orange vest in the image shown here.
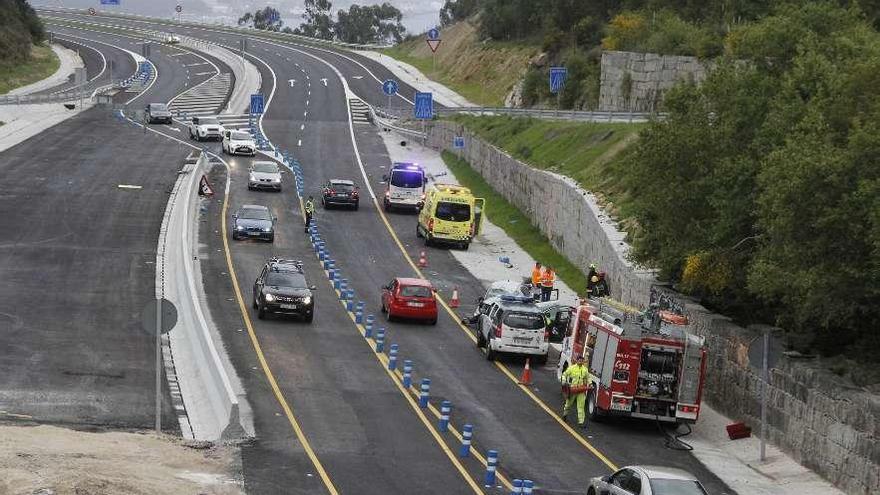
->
[531,262,542,286]
[540,265,555,302]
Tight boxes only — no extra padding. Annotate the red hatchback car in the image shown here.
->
[381,277,438,325]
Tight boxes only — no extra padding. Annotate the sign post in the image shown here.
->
[747,325,782,463]
[382,79,398,114]
[426,28,441,74]
[141,298,178,434]
[549,66,568,116]
[176,4,182,23]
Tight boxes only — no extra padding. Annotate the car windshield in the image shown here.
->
[150,104,167,111]
[231,131,251,140]
[200,117,219,125]
[253,163,278,173]
[503,312,544,329]
[266,272,306,288]
[650,479,708,495]
[390,170,423,188]
[400,285,432,298]
[239,208,271,220]
[330,182,354,192]
[435,202,471,222]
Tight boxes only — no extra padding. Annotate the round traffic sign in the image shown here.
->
[88,7,96,15]
[141,298,178,336]
[427,28,440,41]
[176,5,183,13]
[382,79,399,96]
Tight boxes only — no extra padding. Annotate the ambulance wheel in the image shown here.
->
[416,224,423,238]
[461,242,470,251]
[587,389,604,422]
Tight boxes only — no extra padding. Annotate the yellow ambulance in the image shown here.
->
[416,183,484,250]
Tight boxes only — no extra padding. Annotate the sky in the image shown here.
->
[33,0,443,34]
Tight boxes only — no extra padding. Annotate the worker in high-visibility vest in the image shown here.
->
[304,196,315,233]
[531,262,543,287]
[561,354,591,429]
[540,265,555,302]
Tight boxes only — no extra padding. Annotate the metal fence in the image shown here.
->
[0,90,91,105]
[434,107,659,123]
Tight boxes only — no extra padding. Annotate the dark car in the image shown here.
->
[321,179,360,210]
[145,103,172,124]
[253,258,316,322]
[231,204,276,242]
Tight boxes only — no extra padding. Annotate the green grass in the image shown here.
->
[0,44,60,94]
[449,115,644,219]
[381,45,499,105]
[442,150,587,294]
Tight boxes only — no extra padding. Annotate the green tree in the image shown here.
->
[237,6,283,32]
[300,0,334,40]
[440,0,479,27]
[335,3,405,44]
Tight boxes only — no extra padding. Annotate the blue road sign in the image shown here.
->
[250,94,265,115]
[269,10,279,23]
[427,28,440,41]
[414,92,433,120]
[382,79,399,96]
[100,0,120,4]
[453,136,465,149]
[550,66,568,94]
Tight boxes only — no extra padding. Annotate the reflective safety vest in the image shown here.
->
[562,362,591,388]
[531,267,542,285]
[541,269,555,288]
[305,200,315,214]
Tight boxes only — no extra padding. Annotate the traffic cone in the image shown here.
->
[418,250,428,268]
[519,358,532,385]
[450,287,460,308]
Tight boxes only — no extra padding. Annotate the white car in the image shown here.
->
[476,294,549,364]
[188,116,224,142]
[222,130,256,156]
[588,466,708,495]
[163,34,180,44]
[248,161,282,192]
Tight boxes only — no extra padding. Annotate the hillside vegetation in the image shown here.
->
[0,0,52,93]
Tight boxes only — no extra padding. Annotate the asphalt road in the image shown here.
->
[25,11,736,494]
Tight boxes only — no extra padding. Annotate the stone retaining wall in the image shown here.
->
[599,50,708,112]
[427,120,879,495]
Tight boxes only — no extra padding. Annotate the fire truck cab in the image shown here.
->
[556,298,707,424]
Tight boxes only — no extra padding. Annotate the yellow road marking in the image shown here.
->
[369,197,620,472]
[222,178,339,494]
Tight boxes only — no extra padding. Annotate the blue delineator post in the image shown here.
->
[365,315,375,338]
[375,328,385,353]
[388,344,399,370]
[460,424,473,457]
[522,480,534,495]
[511,479,523,494]
[402,360,413,388]
[485,450,498,487]
[439,400,451,432]
[419,378,431,408]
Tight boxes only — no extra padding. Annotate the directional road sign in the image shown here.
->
[414,92,433,120]
[250,93,265,115]
[88,7,96,15]
[453,136,465,149]
[100,0,120,5]
[141,298,178,336]
[426,28,441,52]
[269,10,279,23]
[382,79,398,96]
[550,66,568,94]
[176,5,182,13]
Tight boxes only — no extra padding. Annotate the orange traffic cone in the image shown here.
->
[418,250,428,268]
[450,287,460,308]
[519,358,532,385]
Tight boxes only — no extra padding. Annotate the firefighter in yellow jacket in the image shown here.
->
[561,354,591,429]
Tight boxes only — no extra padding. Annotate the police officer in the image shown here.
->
[304,196,315,233]
[561,354,591,429]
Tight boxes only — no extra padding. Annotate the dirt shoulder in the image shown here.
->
[0,424,242,495]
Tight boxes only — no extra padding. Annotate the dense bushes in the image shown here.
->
[0,0,44,64]
[623,2,880,360]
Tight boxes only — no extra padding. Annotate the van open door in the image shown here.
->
[474,198,485,235]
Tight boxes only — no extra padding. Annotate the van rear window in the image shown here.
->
[503,312,545,329]
[435,202,471,222]
[390,170,423,188]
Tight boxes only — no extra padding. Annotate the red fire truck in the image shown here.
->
[556,297,707,423]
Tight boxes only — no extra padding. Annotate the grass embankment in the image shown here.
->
[0,44,59,94]
[440,116,643,293]
[382,20,537,106]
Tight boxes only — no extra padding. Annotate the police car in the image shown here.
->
[476,294,550,364]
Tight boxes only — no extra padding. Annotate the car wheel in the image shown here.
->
[380,301,387,313]
[476,329,486,348]
[322,199,328,209]
[257,304,266,320]
[304,312,314,323]
[587,389,604,422]
[428,317,437,325]
[267,235,275,243]
[385,308,394,322]
[383,199,391,212]
[587,488,596,495]
[353,202,359,211]
[253,295,258,310]
[486,343,496,361]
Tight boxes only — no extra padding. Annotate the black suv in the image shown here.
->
[252,258,316,322]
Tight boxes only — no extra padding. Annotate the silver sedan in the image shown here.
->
[588,466,708,495]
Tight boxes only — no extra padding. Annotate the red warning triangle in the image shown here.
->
[199,174,214,196]
[426,39,441,52]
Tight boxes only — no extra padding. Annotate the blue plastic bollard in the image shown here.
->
[522,480,533,495]
[375,328,385,353]
[365,315,375,338]
[388,344,398,370]
[511,479,523,495]
[333,276,342,290]
[355,310,363,324]
[346,298,354,311]
[485,450,498,487]
[340,279,348,292]
[402,360,413,388]
[318,249,326,262]
[328,268,336,281]
[419,378,431,408]
[460,424,473,458]
[324,258,334,270]
[356,301,365,313]
[439,400,451,432]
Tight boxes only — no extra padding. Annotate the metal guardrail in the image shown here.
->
[436,107,659,123]
[0,90,91,105]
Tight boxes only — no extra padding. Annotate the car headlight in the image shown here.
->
[263,227,271,232]
[272,177,281,183]
[235,225,244,230]
[249,175,256,182]
[301,296,312,305]
[264,293,276,302]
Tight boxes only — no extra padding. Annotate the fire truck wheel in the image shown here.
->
[587,389,604,422]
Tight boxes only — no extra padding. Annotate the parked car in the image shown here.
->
[163,34,180,44]
[231,204,275,242]
[248,161,282,191]
[145,103,172,124]
[380,277,438,325]
[222,130,256,156]
[476,294,549,364]
[253,258,316,322]
[321,179,360,209]
[588,466,708,495]
[188,116,224,141]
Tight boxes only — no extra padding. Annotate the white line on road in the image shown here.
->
[194,71,214,76]
[297,139,301,146]
[306,100,309,106]
[118,184,142,190]
[300,124,304,130]
[288,79,296,87]
[304,111,308,117]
